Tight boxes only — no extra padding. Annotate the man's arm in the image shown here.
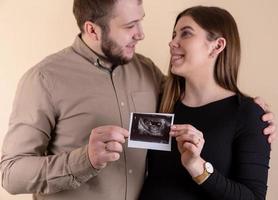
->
[0,68,97,194]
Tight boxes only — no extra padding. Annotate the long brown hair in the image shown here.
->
[160,6,242,113]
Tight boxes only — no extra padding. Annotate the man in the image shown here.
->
[0,0,276,200]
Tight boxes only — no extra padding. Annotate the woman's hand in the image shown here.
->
[170,124,204,168]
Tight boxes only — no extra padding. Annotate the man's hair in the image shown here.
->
[73,0,142,33]
[73,0,118,33]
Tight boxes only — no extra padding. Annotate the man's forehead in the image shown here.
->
[111,0,144,25]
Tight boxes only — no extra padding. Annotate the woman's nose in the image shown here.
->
[169,38,179,48]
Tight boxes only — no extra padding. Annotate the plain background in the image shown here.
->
[0,0,277,199]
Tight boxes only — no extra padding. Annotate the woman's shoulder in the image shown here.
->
[236,94,267,130]
[234,94,270,154]
[237,95,265,116]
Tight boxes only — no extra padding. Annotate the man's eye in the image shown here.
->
[126,25,135,29]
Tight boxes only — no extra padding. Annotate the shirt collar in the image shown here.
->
[71,34,114,72]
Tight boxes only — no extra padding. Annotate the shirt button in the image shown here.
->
[120,102,125,106]
[128,169,133,174]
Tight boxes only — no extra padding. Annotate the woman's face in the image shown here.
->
[169,15,216,78]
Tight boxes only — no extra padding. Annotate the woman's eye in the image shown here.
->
[181,31,191,37]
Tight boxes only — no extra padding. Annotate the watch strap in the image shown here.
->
[192,162,213,185]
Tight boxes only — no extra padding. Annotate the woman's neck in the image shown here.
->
[182,77,235,107]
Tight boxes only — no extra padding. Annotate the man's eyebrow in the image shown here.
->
[123,13,145,26]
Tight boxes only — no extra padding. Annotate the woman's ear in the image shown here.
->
[83,21,102,41]
[210,37,226,58]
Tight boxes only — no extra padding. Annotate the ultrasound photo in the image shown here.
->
[128,112,174,151]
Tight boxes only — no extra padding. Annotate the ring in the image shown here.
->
[196,138,201,145]
[105,143,109,151]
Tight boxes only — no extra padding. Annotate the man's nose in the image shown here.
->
[134,24,145,40]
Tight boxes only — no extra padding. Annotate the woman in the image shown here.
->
[139,6,270,200]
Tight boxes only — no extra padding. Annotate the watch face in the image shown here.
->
[205,162,214,174]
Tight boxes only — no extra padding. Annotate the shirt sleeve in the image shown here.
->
[200,99,270,200]
[0,67,99,195]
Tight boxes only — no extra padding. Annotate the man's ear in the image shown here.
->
[210,37,226,58]
[83,21,102,41]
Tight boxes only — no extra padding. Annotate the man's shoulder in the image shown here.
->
[132,53,165,85]
[134,53,152,61]
[29,46,73,72]
[134,53,154,65]
[133,53,157,68]
[20,46,73,82]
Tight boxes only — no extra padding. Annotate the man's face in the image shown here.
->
[101,0,145,65]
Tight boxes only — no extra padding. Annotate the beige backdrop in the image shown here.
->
[0,0,277,199]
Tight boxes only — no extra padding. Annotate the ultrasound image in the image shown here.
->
[130,113,172,144]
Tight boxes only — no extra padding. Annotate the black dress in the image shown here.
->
[139,95,270,200]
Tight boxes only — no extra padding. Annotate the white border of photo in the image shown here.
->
[128,112,174,151]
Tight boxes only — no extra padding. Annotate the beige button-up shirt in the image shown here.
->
[0,36,164,200]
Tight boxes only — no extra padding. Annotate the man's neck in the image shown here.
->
[81,34,113,69]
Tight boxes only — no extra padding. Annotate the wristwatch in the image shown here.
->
[193,162,214,185]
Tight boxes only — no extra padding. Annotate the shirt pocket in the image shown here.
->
[131,91,158,113]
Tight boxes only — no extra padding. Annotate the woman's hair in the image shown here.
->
[160,6,242,113]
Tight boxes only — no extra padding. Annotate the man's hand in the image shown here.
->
[254,97,276,143]
[88,125,129,169]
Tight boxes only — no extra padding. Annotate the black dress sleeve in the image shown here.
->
[200,98,270,200]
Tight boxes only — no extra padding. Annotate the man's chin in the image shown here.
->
[104,52,134,65]
[125,52,135,60]
[120,58,132,65]
[113,56,132,66]
[121,53,134,64]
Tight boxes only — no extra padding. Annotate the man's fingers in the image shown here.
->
[265,124,276,144]
[105,141,123,153]
[254,96,269,111]
[262,112,275,122]
[92,152,120,169]
[264,124,276,135]
[88,125,128,169]
[101,152,120,163]
[94,126,129,137]
[101,132,126,143]
[91,126,129,143]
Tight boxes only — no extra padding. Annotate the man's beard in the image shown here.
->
[101,31,132,66]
